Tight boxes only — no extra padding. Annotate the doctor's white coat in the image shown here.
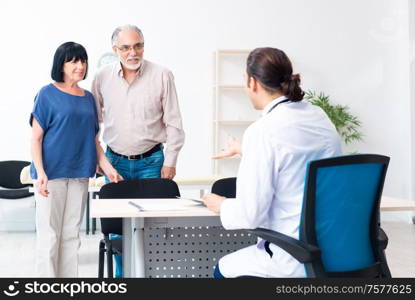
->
[219,96,342,278]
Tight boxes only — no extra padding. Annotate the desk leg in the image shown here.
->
[134,219,145,277]
[122,218,132,278]
[92,218,96,234]
[92,193,98,234]
[86,191,92,235]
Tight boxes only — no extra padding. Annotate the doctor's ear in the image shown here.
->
[248,76,258,92]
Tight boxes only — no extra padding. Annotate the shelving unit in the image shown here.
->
[212,49,260,176]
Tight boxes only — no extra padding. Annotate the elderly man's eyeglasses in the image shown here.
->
[115,42,144,52]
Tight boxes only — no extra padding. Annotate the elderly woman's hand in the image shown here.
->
[36,172,49,197]
[96,143,124,183]
[105,167,124,183]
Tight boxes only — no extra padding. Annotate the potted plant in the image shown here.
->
[305,90,363,146]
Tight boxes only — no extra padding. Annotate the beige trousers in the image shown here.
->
[34,178,88,277]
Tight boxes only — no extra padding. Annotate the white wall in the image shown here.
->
[410,0,415,201]
[0,0,412,199]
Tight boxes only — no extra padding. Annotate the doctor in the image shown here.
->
[203,47,342,278]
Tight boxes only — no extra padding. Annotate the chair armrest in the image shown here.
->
[246,228,321,263]
[378,227,388,250]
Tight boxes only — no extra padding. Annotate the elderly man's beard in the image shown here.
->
[121,56,142,70]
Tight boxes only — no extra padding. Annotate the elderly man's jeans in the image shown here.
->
[105,149,164,278]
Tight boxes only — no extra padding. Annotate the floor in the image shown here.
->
[0,219,414,278]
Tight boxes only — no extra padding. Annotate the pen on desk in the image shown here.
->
[176,196,205,205]
[128,201,144,211]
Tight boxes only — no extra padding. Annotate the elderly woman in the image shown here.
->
[30,42,122,277]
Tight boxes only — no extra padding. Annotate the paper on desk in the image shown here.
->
[130,201,201,211]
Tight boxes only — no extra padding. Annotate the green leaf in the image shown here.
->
[305,90,363,145]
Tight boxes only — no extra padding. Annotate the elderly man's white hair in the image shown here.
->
[111,25,144,45]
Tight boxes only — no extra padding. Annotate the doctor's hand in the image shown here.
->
[203,193,226,213]
[36,172,49,197]
[212,136,241,159]
[161,166,176,179]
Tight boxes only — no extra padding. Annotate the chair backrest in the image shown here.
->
[0,160,31,189]
[301,154,389,277]
[98,178,181,235]
[211,177,236,198]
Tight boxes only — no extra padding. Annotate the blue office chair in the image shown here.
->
[246,154,391,277]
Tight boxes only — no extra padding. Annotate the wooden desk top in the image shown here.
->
[380,196,415,211]
[91,198,219,218]
[91,196,415,219]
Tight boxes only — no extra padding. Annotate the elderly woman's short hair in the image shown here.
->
[51,42,88,82]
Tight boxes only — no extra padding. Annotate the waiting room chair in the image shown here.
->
[98,178,181,278]
[243,154,391,278]
[0,160,35,231]
[0,160,33,197]
[211,177,236,198]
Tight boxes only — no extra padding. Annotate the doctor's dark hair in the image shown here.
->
[246,47,304,101]
[51,42,88,82]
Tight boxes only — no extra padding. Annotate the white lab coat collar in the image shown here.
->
[261,96,288,117]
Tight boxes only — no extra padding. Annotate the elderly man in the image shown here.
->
[92,24,184,181]
[92,24,185,277]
